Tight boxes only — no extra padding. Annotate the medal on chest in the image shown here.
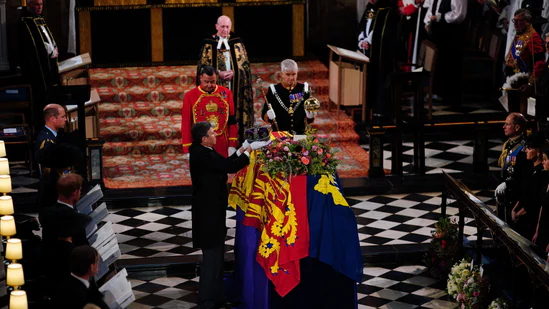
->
[514,40,524,57]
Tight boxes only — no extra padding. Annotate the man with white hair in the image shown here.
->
[261,59,316,135]
[197,15,253,143]
[504,8,544,112]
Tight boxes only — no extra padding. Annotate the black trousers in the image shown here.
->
[199,244,225,309]
[429,21,463,104]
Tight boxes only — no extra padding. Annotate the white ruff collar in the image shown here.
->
[217,37,230,50]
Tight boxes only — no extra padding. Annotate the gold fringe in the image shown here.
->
[94,0,146,6]
[77,0,304,11]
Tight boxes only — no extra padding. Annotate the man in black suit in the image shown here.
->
[53,245,108,309]
[39,172,90,247]
[189,121,269,309]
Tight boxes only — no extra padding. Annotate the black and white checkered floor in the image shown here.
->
[111,190,497,260]
[9,138,504,309]
[128,264,458,309]
[361,139,502,174]
[118,189,498,309]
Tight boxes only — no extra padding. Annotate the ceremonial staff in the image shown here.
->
[411,6,422,71]
[257,78,279,131]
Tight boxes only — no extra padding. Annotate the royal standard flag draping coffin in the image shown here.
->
[306,174,363,283]
[246,172,310,297]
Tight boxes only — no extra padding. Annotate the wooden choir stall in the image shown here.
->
[56,53,104,186]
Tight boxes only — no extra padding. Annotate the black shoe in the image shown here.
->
[217,300,241,309]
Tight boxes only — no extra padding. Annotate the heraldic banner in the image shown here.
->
[229,161,362,304]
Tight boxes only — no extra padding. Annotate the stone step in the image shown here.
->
[100,115,182,142]
[102,152,191,188]
[99,100,182,119]
[90,62,328,92]
[102,139,183,156]
[95,85,188,104]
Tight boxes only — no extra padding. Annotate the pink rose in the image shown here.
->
[301,157,310,165]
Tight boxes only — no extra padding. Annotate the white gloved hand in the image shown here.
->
[228,147,237,156]
[267,109,276,120]
[242,140,250,149]
[184,153,190,160]
[250,140,272,150]
[305,110,317,119]
[495,182,506,203]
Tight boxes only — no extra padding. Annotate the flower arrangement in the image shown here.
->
[424,216,461,280]
[447,259,487,309]
[447,259,471,300]
[487,298,508,309]
[256,135,339,178]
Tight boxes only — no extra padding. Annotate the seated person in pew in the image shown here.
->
[53,245,109,309]
[41,209,90,299]
[39,173,91,248]
[261,59,316,135]
[37,142,83,209]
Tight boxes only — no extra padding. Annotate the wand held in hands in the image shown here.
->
[257,78,279,131]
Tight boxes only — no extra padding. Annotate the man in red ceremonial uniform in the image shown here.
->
[182,66,238,158]
[504,8,545,112]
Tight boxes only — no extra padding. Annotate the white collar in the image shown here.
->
[45,125,57,137]
[71,273,90,289]
[57,200,74,210]
[217,37,230,50]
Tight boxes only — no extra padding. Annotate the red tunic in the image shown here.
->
[182,85,238,157]
[505,25,545,81]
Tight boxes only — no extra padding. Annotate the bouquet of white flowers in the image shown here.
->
[447,259,487,309]
[487,298,508,309]
[447,259,471,299]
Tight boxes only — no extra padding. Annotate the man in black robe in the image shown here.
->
[367,0,400,121]
[358,0,380,57]
[424,0,467,105]
[17,0,60,128]
[197,15,253,143]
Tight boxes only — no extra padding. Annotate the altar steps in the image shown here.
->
[90,61,369,189]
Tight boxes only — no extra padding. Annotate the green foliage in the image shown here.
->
[424,216,461,280]
[256,135,339,178]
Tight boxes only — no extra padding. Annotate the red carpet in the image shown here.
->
[90,61,370,189]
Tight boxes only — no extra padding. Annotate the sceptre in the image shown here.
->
[257,78,279,131]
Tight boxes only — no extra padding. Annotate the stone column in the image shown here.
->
[0,0,9,71]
